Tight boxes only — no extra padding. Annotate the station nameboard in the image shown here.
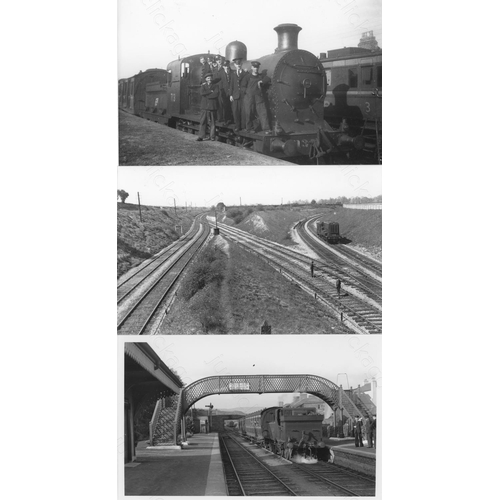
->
[228,382,250,391]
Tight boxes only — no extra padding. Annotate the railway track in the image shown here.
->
[220,433,375,496]
[117,217,211,335]
[213,222,381,334]
[117,214,204,305]
[302,215,382,279]
[293,461,376,496]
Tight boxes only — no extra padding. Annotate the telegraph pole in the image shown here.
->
[137,192,142,222]
[174,198,177,215]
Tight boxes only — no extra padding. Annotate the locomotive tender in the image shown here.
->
[119,24,373,163]
[240,406,324,457]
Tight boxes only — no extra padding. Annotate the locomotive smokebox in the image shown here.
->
[274,23,302,52]
[225,40,247,63]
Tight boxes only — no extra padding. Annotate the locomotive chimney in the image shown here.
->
[274,23,302,52]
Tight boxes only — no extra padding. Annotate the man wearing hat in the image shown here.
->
[197,73,219,141]
[240,61,272,134]
[229,57,246,132]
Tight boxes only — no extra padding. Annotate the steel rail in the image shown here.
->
[117,222,210,334]
[221,433,297,496]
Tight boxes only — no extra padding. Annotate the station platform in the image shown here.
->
[119,110,291,166]
[331,443,377,477]
[124,433,226,496]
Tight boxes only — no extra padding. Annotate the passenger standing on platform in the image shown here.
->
[310,260,315,277]
[218,60,233,125]
[197,73,219,141]
[241,61,272,133]
[367,415,376,448]
[336,278,342,297]
[229,57,246,132]
[354,416,364,447]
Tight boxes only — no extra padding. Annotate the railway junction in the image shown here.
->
[117,213,382,335]
[123,342,378,496]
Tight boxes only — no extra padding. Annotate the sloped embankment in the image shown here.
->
[117,203,202,278]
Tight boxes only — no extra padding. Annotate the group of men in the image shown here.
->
[197,54,272,141]
[354,414,376,448]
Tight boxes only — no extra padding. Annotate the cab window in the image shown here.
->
[361,66,373,85]
[348,69,358,88]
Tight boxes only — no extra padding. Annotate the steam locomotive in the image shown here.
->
[316,221,340,244]
[119,24,379,163]
[240,406,329,460]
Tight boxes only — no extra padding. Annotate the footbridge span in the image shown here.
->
[151,374,373,444]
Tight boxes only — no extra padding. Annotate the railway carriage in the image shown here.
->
[320,47,382,161]
[118,68,169,116]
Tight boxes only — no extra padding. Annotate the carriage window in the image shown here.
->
[361,66,373,85]
[130,81,134,96]
[277,409,282,425]
[181,63,190,78]
[325,68,331,87]
[166,70,172,86]
[348,69,358,88]
[376,65,382,87]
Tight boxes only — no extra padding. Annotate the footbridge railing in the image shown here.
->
[171,374,372,442]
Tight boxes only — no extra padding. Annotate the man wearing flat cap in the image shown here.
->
[197,73,219,141]
[229,57,246,132]
[241,61,272,134]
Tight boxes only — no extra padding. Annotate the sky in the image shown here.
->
[126,335,381,410]
[117,165,381,207]
[118,0,382,78]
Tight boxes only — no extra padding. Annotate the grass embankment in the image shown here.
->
[224,207,324,246]
[317,207,382,258]
[162,236,350,334]
[227,206,382,259]
[117,203,202,278]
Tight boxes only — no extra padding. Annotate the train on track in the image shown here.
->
[316,221,340,244]
[118,23,381,164]
[239,406,330,461]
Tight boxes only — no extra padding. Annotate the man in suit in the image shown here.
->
[229,57,246,132]
[197,73,219,141]
[199,56,211,84]
[241,61,272,133]
[217,60,233,125]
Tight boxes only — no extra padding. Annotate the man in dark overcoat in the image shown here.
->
[240,61,272,133]
[229,57,246,132]
[199,56,211,84]
[197,73,219,141]
[217,60,233,124]
[354,416,364,447]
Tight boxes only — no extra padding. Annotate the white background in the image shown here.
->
[2,1,499,499]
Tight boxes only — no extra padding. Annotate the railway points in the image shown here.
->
[212,221,382,334]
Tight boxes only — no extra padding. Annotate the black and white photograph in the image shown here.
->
[117,165,382,335]
[118,0,382,165]
[121,336,381,496]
